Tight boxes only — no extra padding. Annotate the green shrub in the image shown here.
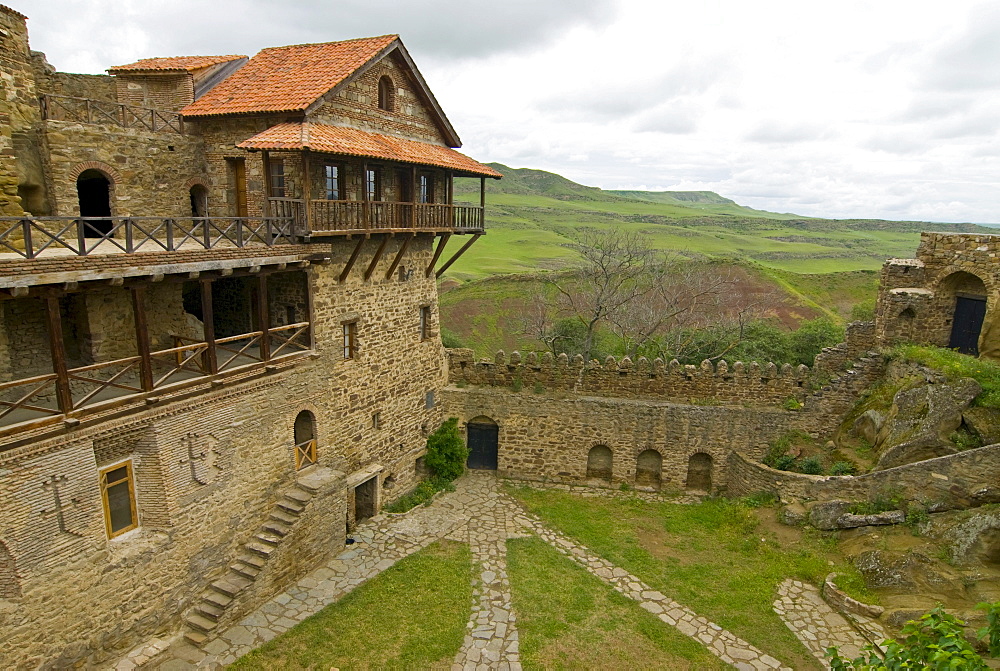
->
[385,477,452,513]
[799,456,824,475]
[950,427,983,451]
[440,327,464,349]
[830,461,857,476]
[424,418,469,482]
[850,298,876,322]
[774,455,798,471]
[892,344,1000,408]
[512,377,523,392]
[976,600,1000,657]
[742,491,779,508]
[782,397,803,411]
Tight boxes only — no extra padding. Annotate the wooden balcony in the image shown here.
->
[269,198,485,235]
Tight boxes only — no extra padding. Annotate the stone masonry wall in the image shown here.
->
[0,5,34,216]
[30,51,117,101]
[0,234,447,668]
[727,445,1000,511]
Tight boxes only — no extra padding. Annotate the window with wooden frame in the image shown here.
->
[343,321,358,359]
[420,305,432,340]
[377,75,394,111]
[99,461,138,539]
[268,157,286,198]
[365,167,382,201]
[323,163,341,200]
[418,173,434,203]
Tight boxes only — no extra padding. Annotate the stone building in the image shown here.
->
[0,5,499,667]
[876,232,1000,359]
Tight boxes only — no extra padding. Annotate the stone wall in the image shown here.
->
[309,51,450,146]
[727,445,1000,511]
[0,5,34,216]
[30,51,117,101]
[0,235,448,668]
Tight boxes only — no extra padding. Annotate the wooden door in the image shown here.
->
[949,296,987,355]
[354,476,378,522]
[467,422,498,470]
[229,158,248,217]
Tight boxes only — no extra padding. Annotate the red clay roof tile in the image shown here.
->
[180,36,398,118]
[108,55,246,73]
[237,122,501,178]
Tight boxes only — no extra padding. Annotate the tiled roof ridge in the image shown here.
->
[109,55,247,73]
[255,34,399,52]
[0,4,27,19]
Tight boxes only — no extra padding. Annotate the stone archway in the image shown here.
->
[940,271,988,355]
[76,169,113,237]
[635,449,662,491]
[586,445,613,483]
[467,416,498,471]
[293,409,317,470]
[685,452,713,493]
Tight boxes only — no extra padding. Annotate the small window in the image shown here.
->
[418,174,434,204]
[100,461,138,539]
[425,390,435,409]
[324,163,340,200]
[343,321,358,359]
[372,412,381,430]
[366,167,382,201]
[269,158,286,198]
[420,305,432,340]
[377,76,393,111]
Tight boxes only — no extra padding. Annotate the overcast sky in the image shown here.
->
[16,0,1000,223]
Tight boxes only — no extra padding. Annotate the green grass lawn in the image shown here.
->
[508,536,729,670]
[507,487,876,671]
[230,540,472,670]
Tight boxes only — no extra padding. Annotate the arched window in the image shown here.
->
[377,75,394,111]
[189,184,208,217]
[294,410,317,469]
[685,452,713,493]
[635,449,662,491]
[76,169,113,237]
[586,445,613,483]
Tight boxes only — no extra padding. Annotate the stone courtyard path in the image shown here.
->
[126,473,877,670]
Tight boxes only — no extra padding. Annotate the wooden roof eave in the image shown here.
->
[242,144,497,178]
[302,39,462,149]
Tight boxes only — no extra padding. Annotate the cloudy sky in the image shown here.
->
[16,0,1000,223]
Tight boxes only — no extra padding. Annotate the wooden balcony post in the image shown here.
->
[302,149,312,237]
[480,177,486,209]
[362,160,371,231]
[257,274,270,362]
[411,166,418,229]
[448,171,455,228]
[44,296,73,414]
[200,279,218,374]
[130,285,154,392]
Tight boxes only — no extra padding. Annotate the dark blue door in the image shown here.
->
[949,296,987,355]
[467,423,498,470]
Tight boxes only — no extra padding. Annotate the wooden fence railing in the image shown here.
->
[286,199,484,234]
[0,215,298,259]
[41,94,184,134]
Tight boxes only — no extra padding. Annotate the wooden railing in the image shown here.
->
[295,438,318,470]
[296,200,484,234]
[41,94,185,134]
[0,215,298,259]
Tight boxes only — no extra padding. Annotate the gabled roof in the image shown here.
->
[237,122,501,178]
[180,35,461,147]
[108,55,247,74]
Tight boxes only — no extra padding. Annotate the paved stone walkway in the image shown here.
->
[773,579,887,669]
[121,473,879,670]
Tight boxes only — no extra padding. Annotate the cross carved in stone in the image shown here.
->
[179,432,222,485]
[40,474,85,537]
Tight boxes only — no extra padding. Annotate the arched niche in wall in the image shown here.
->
[685,452,713,493]
[293,409,317,469]
[0,539,20,599]
[586,445,613,483]
[635,449,662,491]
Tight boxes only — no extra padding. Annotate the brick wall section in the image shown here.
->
[0,235,447,667]
[309,52,450,146]
[727,445,1000,510]
[115,73,194,111]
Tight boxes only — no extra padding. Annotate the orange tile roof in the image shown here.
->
[237,122,502,178]
[108,55,246,73]
[180,36,398,118]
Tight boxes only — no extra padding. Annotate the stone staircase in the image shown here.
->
[182,480,318,646]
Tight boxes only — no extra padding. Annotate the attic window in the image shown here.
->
[377,76,394,112]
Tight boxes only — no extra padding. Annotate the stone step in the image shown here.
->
[295,479,321,495]
[246,541,276,558]
[195,602,225,621]
[239,553,266,569]
[210,576,252,598]
[202,591,233,609]
[184,630,208,647]
[186,614,218,633]
[262,520,291,537]
[277,499,305,514]
[284,488,312,504]
[230,562,261,580]
[270,508,298,525]
[254,531,283,546]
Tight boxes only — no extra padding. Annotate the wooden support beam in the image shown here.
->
[257,274,270,362]
[411,166,418,229]
[44,296,73,414]
[385,233,414,280]
[130,286,154,392]
[200,279,218,374]
[436,234,482,278]
[302,149,312,235]
[480,177,486,209]
[340,236,366,283]
[426,233,450,278]
[362,160,370,232]
[363,234,392,281]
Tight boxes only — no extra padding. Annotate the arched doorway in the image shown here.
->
[942,271,988,355]
[685,453,713,493]
[466,416,498,470]
[293,410,317,470]
[896,307,916,343]
[189,184,208,217]
[635,449,662,490]
[76,169,113,237]
[586,445,613,483]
